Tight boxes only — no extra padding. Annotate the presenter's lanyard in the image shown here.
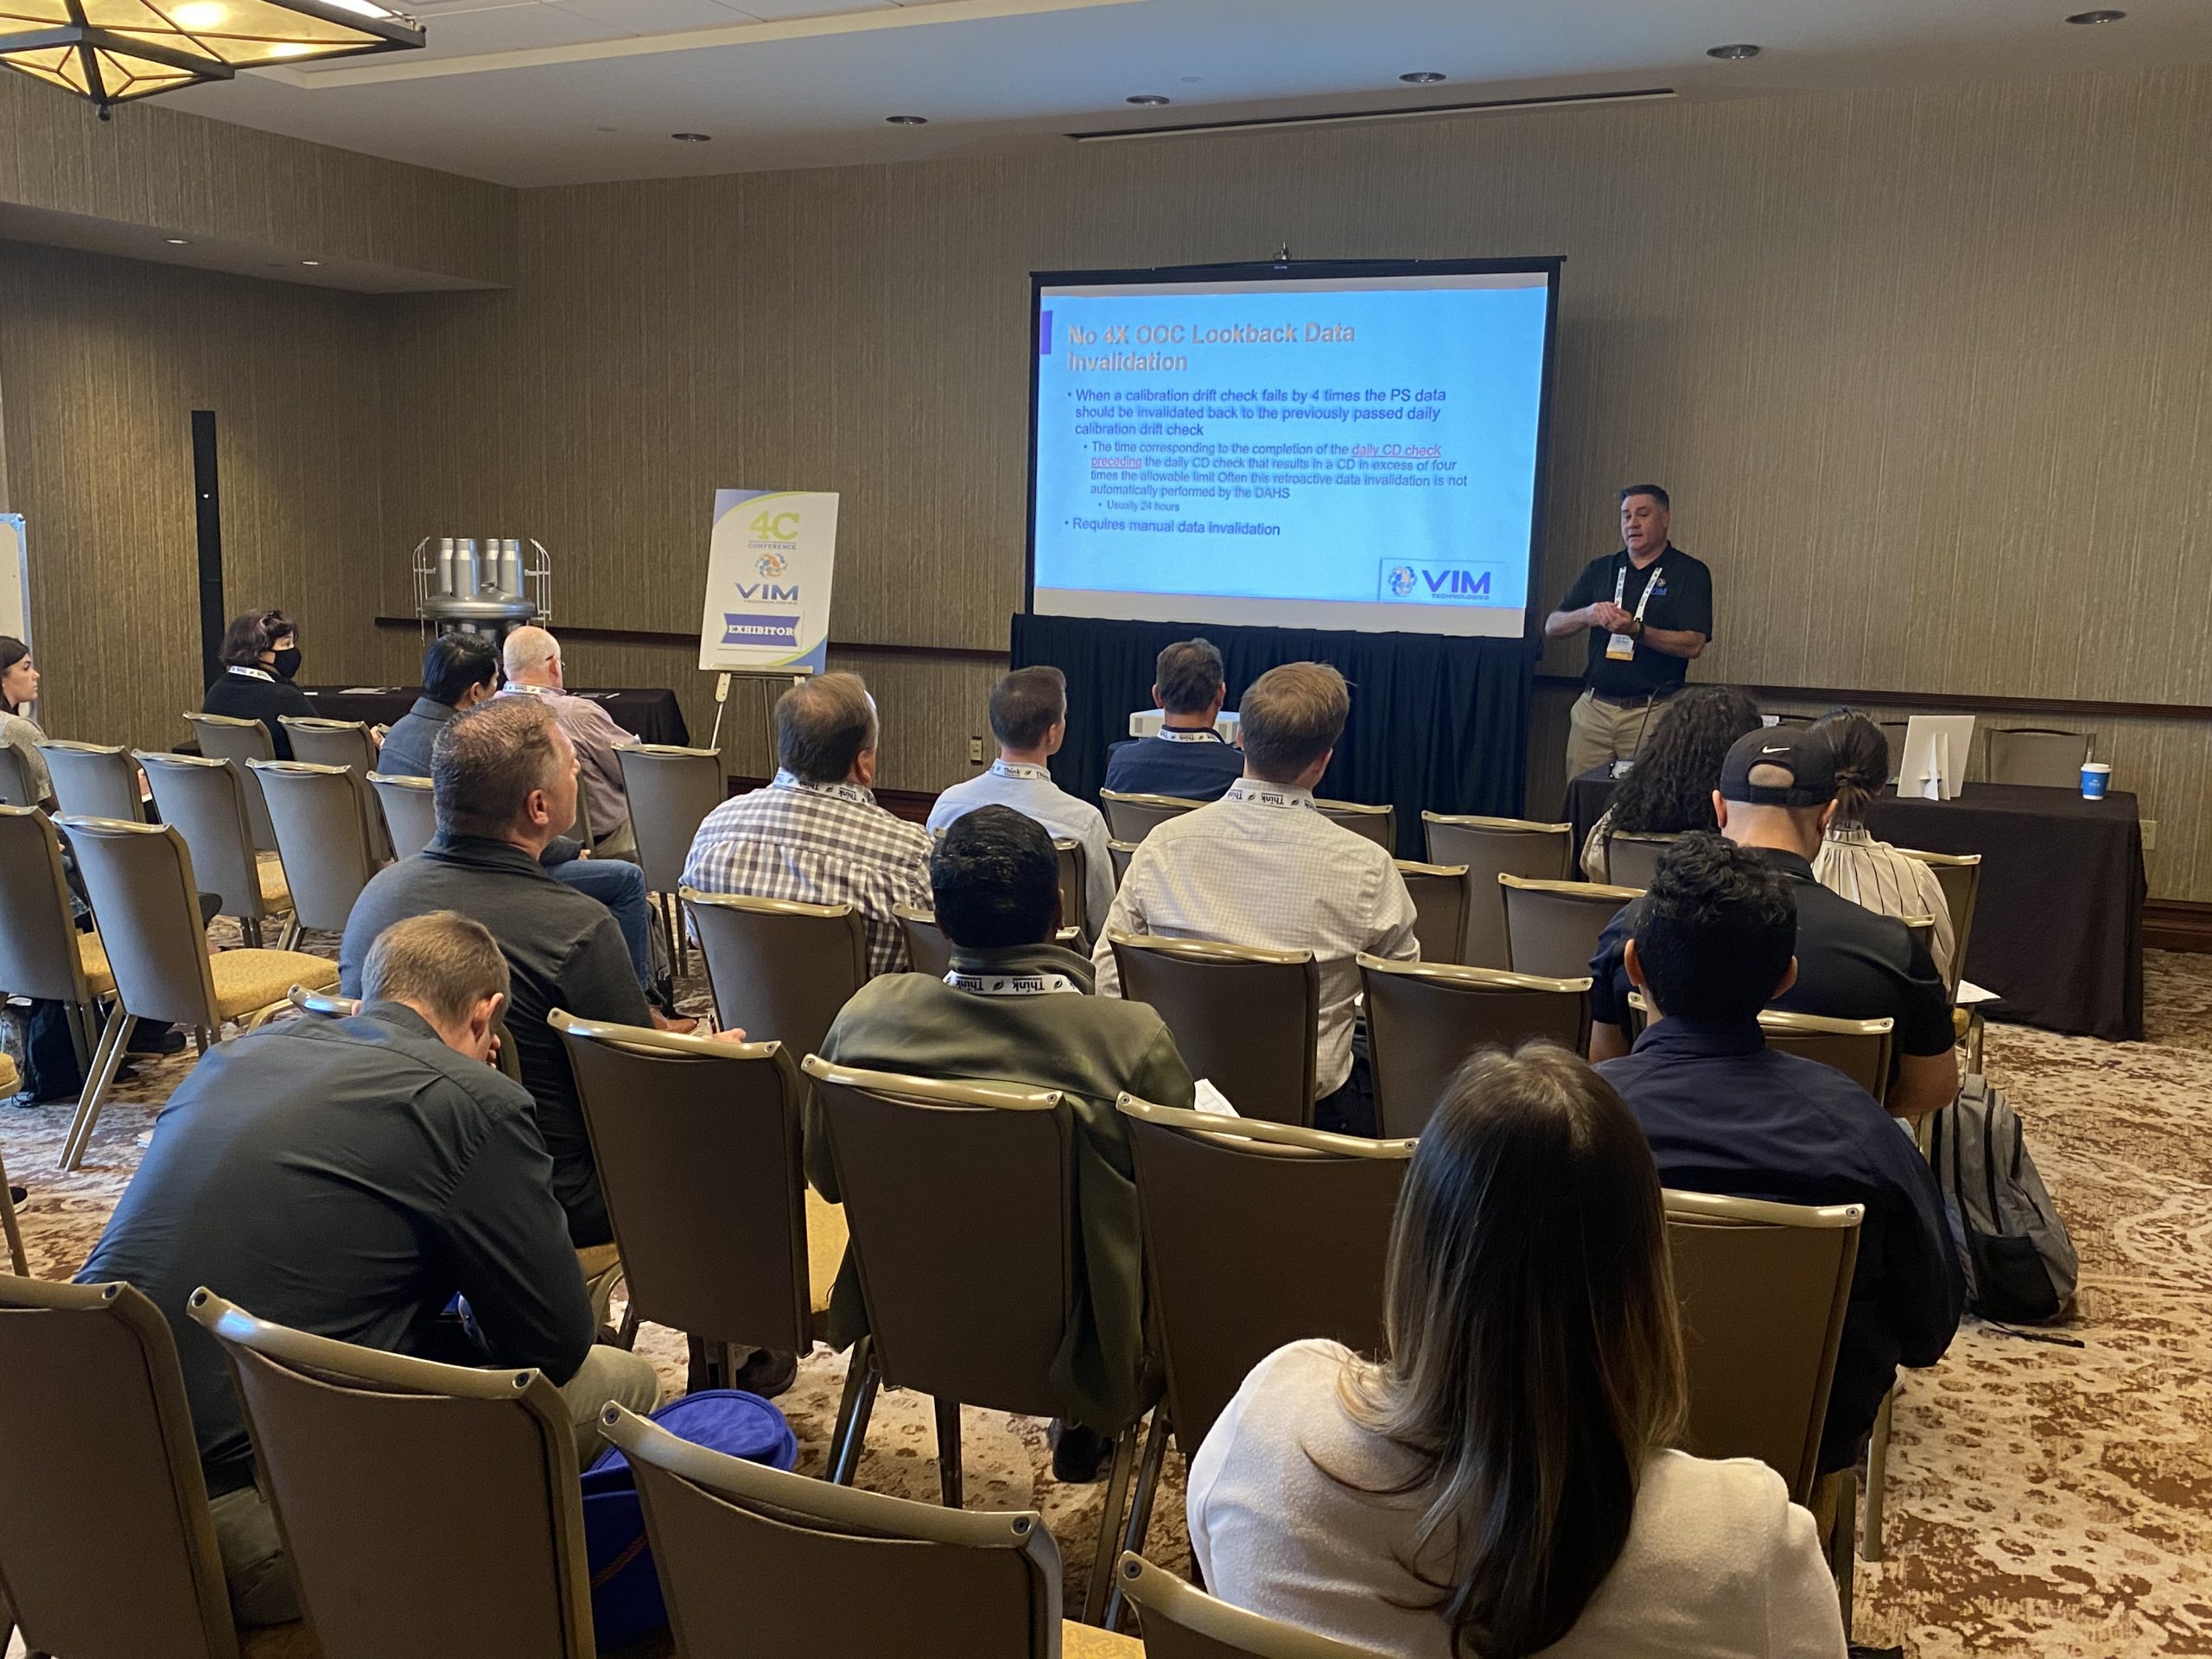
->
[944,970,1082,996]
[1605,558,1664,662]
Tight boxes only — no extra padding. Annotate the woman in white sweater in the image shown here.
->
[1188,1045,1846,1659]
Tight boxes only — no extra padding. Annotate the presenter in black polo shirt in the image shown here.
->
[1544,485,1713,779]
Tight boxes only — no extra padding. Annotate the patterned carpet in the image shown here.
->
[6,947,2210,1656]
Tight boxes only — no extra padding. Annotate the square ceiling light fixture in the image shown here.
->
[0,0,423,117]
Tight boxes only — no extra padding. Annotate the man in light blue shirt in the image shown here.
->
[928,666,1116,942]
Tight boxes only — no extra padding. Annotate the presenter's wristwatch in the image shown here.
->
[1629,617,1645,638]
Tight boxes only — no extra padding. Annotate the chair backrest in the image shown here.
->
[603,1406,1060,1658]
[1052,836,1087,938]
[1895,847,1982,994]
[1985,727,2090,788]
[249,760,378,936]
[1313,798,1394,851]
[1903,914,1936,960]
[1602,830,1677,891]
[1099,789,1204,842]
[1359,957,1592,1139]
[0,1275,243,1659]
[59,817,220,1029]
[563,777,594,849]
[1118,1098,1410,1455]
[367,772,439,861]
[1393,860,1468,966]
[1116,1553,1388,1659]
[1420,813,1573,969]
[182,712,277,850]
[279,718,391,861]
[683,890,867,1060]
[36,741,143,823]
[1498,874,1640,981]
[1758,1010,1895,1100]
[553,1012,814,1356]
[137,752,276,925]
[1662,1190,1862,1503]
[615,744,726,896]
[1109,935,1319,1125]
[1876,721,1908,784]
[802,1058,1072,1417]
[0,742,36,808]
[895,904,953,980]
[188,1290,594,1659]
[0,804,98,1005]
[1107,840,1139,887]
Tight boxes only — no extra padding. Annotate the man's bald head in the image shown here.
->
[503,625,560,687]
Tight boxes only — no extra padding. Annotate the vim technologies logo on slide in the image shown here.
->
[1378,559,1501,604]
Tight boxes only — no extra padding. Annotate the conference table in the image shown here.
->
[300,684,691,747]
[1561,766,2145,1042]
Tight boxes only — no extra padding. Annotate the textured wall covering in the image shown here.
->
[0,240,392,750]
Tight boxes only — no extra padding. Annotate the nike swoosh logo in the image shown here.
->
[1760,746,1791,755]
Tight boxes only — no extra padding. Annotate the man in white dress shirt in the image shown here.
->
[1093,661,1419,1135]
[926,666,1116,943]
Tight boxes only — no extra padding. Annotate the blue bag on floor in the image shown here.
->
[582,1388,799,1649]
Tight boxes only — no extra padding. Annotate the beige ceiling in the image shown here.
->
[147,0,2212,188]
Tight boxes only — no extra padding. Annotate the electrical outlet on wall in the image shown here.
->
[2142,819,2158,851]
[969,736,984,764]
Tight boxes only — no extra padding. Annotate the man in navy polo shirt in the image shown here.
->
[1102,638,1245,802]
[1596,831,1963,1475]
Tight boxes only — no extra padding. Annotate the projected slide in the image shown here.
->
[1028,264,1555,639]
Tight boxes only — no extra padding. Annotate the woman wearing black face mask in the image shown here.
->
[202,608,315,759]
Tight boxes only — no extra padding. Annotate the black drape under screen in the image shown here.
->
[1009,613,1532,858]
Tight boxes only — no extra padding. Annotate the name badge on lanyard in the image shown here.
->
[1605,560,1662,661]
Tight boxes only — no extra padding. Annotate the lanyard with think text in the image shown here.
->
[1605,557,1663,661]
[944,970,1083,996]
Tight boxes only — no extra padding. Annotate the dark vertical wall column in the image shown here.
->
[191,409,223,687]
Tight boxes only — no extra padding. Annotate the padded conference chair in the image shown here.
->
[1421,812,1573,969]
[0,1274,311,1659]
[1498,874,1640,981]
[1359,956,1592,1138]
[0,742,38,809]
[1115,1553,1389,1659]
[55,817,336,1169]
[367,771,438,861]
[0,1062,22,1269]
[615,742,725,975]
[1053,836,1090,940]
[1877,721,1909,785]
[1759,1010,1895,1103]
[1107,840,1140,887]
[181,711,279,851]
[552,1011,842,1394]
[1985,727,2090,788]
[1897,848,1982,998]
[1602,829,1678,891]
[798,1057,1146,1627]
[684,889,868,1054]
[248,760,381,937]
[0,804,116,1090]
[1109,934,1319,1125]
[139,751,298,948]
[600,1405,1125,1659]
[1313,798,1394,850]
[1108,1098,1410,1630]
[35,740,144,823]
[1393,860,1468,967]
[896,904,954,979]
[188,1290,597,1659]
[278,716,392,861]
[1098,789,1203,843]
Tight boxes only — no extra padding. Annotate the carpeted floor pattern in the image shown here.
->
[6,943,2210,1656]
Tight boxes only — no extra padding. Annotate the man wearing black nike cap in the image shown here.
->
[1586,726,1959,1120]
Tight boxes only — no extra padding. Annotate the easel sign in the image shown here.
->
[697,489,838,677]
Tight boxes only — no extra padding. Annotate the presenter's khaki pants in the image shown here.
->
[1564,690,1668,779]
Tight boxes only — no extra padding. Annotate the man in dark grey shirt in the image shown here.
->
[79,911,660,1625]
[342,696,655,1247]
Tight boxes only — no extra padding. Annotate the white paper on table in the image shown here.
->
[1192,1078,1241,1118]
[1955,980,2001,1007]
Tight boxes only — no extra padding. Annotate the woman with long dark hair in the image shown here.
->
[1188,1045,1843,1658]
[1583,685,1761,880]
[200,609,315,759]
[0,634,56,810]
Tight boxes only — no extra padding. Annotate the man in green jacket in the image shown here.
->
[814,804,1196,1480]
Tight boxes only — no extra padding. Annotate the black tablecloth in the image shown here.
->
[1559,766,2145,1042]
[301,685,690,747]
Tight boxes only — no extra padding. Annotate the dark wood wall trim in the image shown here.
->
[372,615,1009,664]
[1533,672,2212,724]
[2145,899,2212,955]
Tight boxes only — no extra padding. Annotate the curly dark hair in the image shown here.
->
[1606,686,1763,836]
[1632,831,1798,1021]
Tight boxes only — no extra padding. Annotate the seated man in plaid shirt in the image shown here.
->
[680,671,932,977]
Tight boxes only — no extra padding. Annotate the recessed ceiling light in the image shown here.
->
[671,131,712,142]
[1399,71,1446,84]
[164,236,189,245]
[1707,42,1760,59]
[2065,8,2124,20]
[885,114,928,125]
[1126,94,1171,106]
[301,259,321,266]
